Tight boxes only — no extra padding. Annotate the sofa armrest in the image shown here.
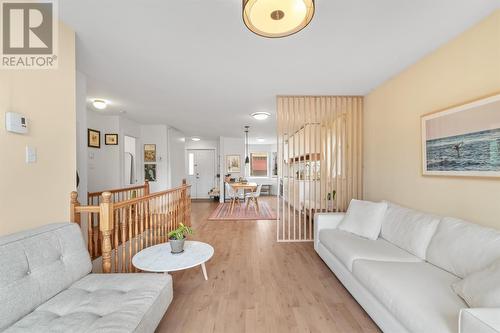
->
[314,213,345,250]
[459,308,500,333]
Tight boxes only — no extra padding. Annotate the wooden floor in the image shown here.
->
[157,198,380,333]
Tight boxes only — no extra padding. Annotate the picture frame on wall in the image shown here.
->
[421,93,500,178]
[144,144,156,162]
[226,155,241,173]
[105,134,118,145]
[87,128,100,148]
[144,164,157,182]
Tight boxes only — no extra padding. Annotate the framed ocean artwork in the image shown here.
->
[421,93,500,178]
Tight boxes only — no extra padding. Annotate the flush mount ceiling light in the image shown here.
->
[191,137,201,142]
[257,138,265,142]
[242,0,315,38]
[92,99,108,110]
[251,111,271,120]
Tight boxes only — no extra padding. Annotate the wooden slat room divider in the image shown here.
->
[277,96,363,242]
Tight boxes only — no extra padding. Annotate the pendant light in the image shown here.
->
[242,0,315,38]
[244,126,250,164]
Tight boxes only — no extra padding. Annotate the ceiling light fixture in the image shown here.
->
[251,112,271,120]
[191,137,201,142]
[242,0,315,38]
[257,138,265,142]
[92,99,108,110]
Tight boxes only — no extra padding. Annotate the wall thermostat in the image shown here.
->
[5,112,28,134]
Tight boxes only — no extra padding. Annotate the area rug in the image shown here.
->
[208,201,277,221]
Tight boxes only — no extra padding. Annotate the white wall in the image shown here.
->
[168,128,186,187]
[141,125,168,192]
[76,71,88,204]
[186,139,219,151]
[218,136,245,201]
[123,135,137,185]
[86,112,121,192]
[119,116,142,187]
[81,111,186,194]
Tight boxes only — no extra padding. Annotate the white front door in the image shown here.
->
[187,149,215,199]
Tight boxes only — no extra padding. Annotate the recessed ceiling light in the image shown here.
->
[191,137,201,142]
[251,112,271,120]
[257,138,265,142]
[92,99,108,110]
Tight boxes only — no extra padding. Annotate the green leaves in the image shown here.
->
[168,223,194,240]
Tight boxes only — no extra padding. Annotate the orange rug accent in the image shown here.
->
[208,201,277,221]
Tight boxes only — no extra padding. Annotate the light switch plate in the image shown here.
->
[26,146,36,163]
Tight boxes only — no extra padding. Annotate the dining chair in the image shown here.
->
[245,184,262,213]
[225,183,243,214]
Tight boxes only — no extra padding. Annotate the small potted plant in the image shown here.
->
[167,223,193,254]
[327,190,337,211]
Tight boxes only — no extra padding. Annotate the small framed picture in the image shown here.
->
[144,164,157,182]
[88,129,100,148]
[226,155,241,173]
[105,134,118,145]
[144,144,156,162]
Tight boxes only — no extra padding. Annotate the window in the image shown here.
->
[250,153,268,177]
[188,152,195,175]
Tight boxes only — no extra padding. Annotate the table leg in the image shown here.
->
[201,262,208,280]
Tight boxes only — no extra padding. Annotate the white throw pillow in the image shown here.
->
[381,201,440,259]
[338,199,388,240]
[452,259,500,307]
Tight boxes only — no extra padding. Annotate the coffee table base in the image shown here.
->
[201,262,208,280]
[163,263,208,281]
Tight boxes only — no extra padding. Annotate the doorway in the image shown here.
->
[124,135,137,185]
[187,149,215,199]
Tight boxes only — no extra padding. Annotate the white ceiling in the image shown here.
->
[61,0,500,142]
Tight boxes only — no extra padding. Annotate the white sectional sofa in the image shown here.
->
[0,223,173,333]
[314,201,500,333]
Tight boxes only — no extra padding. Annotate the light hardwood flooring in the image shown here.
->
[157,198,380,333]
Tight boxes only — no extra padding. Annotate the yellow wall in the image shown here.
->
[364,10,500,229]
[0,23,76,235]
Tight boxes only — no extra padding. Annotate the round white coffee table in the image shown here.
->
[132,241,214,280]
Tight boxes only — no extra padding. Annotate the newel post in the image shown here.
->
[70,191,81,226]
[181,179,189,226]
[144,181,150,195]
[99,192,114,273]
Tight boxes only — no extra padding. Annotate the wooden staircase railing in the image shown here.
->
[87,181,150,206]
[71,180,191,273]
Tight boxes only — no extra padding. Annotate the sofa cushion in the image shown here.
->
[426,217,500,278]
[0,223,92,331]
[353,260,466,333]
[4,273,173,333]
[319,229,421,271]
[381,201,440,259]
[452,259,500,308]
[338,199,388,240]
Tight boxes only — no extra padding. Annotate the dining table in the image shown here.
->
[228,182,258,212]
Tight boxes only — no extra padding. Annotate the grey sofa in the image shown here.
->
[0,223,173,333]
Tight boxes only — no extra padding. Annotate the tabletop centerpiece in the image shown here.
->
[168,223,193,254]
